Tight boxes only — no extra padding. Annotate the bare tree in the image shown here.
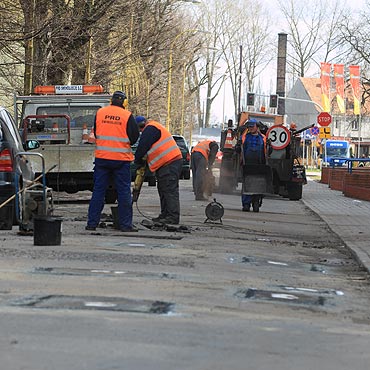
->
[216,0,273,120]
[278,0,346,78]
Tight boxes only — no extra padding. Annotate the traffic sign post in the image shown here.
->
[317,112,332,127]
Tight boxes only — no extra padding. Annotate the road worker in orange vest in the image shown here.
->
[191,140,219,200]
[86,91,140,232]
[134,116,183,225]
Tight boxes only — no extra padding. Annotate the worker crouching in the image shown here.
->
[191,140,219,200]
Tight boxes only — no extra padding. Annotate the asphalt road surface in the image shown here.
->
[0,175,369,370]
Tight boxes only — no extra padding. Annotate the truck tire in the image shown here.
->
[287,182,303,201]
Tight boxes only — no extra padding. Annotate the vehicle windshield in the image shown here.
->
[36,106,100,128]
[326,147,349,157]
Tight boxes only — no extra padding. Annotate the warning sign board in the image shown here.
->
[319,127,331,139]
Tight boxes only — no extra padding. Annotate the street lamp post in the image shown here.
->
[180,62,187,136]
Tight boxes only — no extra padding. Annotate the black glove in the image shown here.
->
[135,158,146,168]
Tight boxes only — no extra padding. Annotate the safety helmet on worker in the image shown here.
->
[111,91,128,108]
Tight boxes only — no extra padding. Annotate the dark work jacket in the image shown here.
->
[242,133,265,164]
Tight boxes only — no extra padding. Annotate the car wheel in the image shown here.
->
[287,182,303,200]
[0,201,14,230]
[183,169,191,180]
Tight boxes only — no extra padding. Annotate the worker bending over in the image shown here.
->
[134,117,182,225]
[191,140,219,201]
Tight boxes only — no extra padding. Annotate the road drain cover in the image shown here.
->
[9,295,174,314]
[236,288,326,306]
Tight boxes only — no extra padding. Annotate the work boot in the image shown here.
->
[195,195,207,201]
[152,215,166,223]
[120,225,138,232]
[85,225,96,231]
[242,205,250,212]
[159,217,179,225]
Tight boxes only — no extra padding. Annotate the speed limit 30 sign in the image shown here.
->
[266,125,291,150]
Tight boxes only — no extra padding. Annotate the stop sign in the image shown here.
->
[317,112,332,127]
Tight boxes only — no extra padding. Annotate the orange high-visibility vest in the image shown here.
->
[94,105,133,161]
[146,121,182,172]
[192,140,214,161]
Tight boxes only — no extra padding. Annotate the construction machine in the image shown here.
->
[218,111,308,201]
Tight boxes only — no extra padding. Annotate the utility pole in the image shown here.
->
[237,45,242,122]
[276,33,287,116]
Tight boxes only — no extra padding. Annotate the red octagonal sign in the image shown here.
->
[317,112,332,127]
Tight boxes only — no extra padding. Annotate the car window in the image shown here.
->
[173,136,188,150]
[0,110,22,151]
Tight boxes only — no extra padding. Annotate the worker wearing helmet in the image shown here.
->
[86,91,140,232]
[240,119,266,212]
[134,116,182,225]
[191,140,219,200]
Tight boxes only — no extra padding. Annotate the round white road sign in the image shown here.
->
[266,125,291,150]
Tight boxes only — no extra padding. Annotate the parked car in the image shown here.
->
[0,106,40,229]
[172,134,191,179]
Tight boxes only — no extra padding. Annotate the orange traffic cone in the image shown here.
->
[224,129,234,149]
[87,127,96,144]
[52,122,59,133]
[81,124,89,144]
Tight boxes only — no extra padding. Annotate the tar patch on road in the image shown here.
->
[33,267,176,280]
[235,288,330,306]
[8,295,174,314]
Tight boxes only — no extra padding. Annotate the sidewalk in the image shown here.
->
[302,175,370,274]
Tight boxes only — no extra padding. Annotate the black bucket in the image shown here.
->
[33,216,62,246]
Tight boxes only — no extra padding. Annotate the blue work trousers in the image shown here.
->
[87,158,132,229]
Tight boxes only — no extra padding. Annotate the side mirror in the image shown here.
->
[25,139,40,150]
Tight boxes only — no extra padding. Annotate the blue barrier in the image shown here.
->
[331,158,370,173]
